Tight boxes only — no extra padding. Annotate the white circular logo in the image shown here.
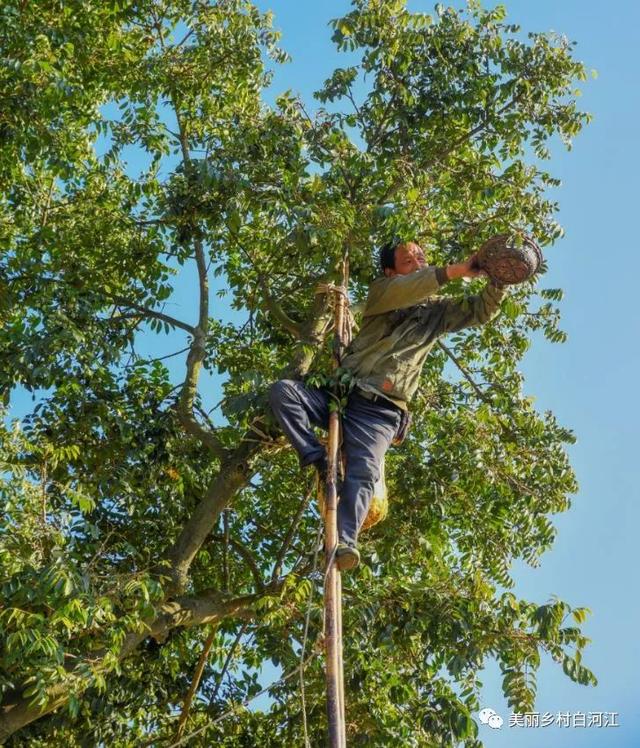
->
[478,707,504,730]
[488,714,504,730]
[479,708,496,725]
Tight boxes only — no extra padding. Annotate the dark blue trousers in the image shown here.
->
[268,380,402,546]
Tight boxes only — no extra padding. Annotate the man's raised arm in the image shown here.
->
[363,254,488,318]
[363,266,446,317]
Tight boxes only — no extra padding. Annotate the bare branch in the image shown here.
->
[175,27,196,50]
[127,346,191,367]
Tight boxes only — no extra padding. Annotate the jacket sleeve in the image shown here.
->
[363,266,449,317]
[439,282,506,333]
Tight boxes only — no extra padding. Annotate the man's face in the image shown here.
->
[385,242,426,277]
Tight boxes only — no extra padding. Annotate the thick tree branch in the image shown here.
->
[222,509,230,593]
[174,329,228,458]
[0,592,259,743]
[166,252,333,592]
[283,282,333,379]
[165,284,330,594]
[165,437,266,593]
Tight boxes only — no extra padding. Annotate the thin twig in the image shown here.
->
[222,511,230,594]
[173,624,218,741]
[163,648,320,748]
[124,346,191,368]
[109,296,195,335]
[210,533,265,593]
[437,341,488,403]
[271,484,315,583]
[437,340,520,442]
[207,621,248,709]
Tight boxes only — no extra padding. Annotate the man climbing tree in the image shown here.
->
[270,241,504,570]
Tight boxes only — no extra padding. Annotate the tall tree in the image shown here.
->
[0,0,595,744]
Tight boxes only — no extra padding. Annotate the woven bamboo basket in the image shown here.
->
[476,234,542,285]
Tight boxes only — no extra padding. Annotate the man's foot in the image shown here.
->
[335,542,360,572]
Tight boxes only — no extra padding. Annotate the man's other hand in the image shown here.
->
[445,253,489,281]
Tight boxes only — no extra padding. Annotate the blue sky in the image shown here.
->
[9,1,639,744]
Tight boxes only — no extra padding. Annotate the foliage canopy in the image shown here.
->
[0,0,595,745]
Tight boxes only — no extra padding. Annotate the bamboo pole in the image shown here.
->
[324,261,348,747]
[336,571,346,742]
[324,407,343,747]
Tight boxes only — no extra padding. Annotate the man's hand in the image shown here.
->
[444,253,488,281]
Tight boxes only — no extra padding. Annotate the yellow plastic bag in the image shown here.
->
[361,456,388,531]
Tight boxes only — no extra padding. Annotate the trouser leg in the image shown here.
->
[338,393,401,546]
[268,379,330,466]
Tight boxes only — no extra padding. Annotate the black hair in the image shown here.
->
[378,238,402,274]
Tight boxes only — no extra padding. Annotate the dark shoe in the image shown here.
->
[335,542,360,572]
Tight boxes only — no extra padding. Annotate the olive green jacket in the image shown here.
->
[342,266,506,410]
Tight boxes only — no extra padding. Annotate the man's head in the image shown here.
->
[379,240,426,277]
